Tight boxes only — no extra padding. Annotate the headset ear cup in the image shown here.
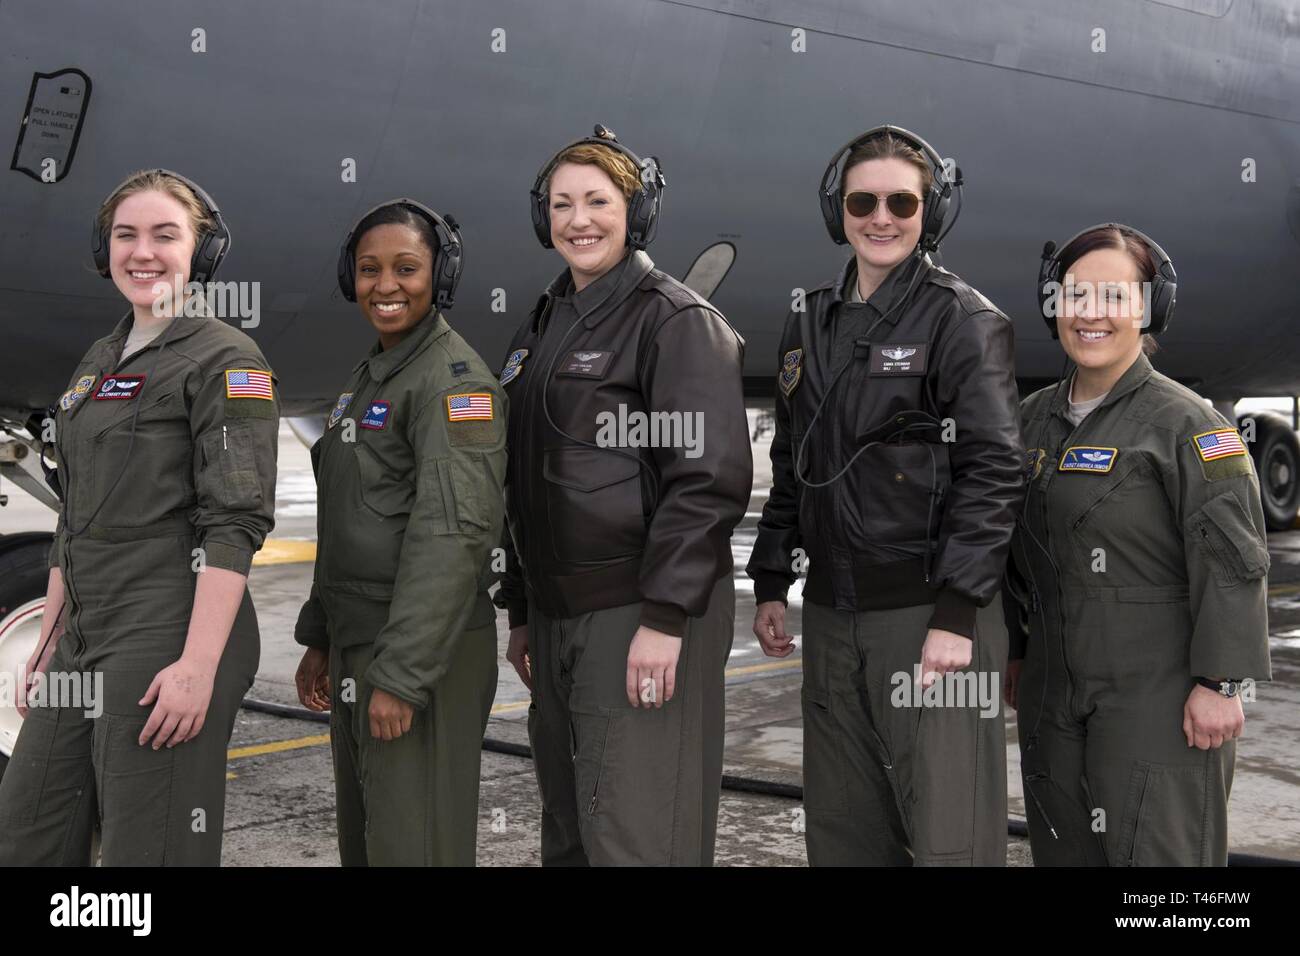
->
[337,239,356,302]
[820,186,847,245]
[91,218,110,277]
[531,191,553,249]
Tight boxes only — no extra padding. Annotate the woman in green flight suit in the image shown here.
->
[1004,223,1272,866]
[293,200,506,866]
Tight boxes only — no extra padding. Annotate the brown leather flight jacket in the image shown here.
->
[496,250,752,637]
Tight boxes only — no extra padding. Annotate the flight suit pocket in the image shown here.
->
[93,712,175,864]
[420,455,493,534]
[354,443,412,518]
[197,422,263,512]
[1190,492,1269,586]
[543,447,645,562]
[0,705,59,826]
[1116,760,1211,866]
[800,682,850,815]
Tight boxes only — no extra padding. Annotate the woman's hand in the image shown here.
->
[369,687,415,741]
[919,628,972,690]
[753,601,796,658]
[1004,658,1023,711]
[138,656,217,749]
[295,647,331,712]
[18,620,63,719]
[506,625,533,691]
[1183,684,1244,750]
[626,626,681,708]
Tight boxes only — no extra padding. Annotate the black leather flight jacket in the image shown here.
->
[746,253,1025,639]
[497,250,752,637]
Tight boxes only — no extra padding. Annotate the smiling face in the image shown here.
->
[353,222,435,349]
[109,190,197,315]
[548,161,629,291]
[841,157,925,281]
[1055,246,1146,374]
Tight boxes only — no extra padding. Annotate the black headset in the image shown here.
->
[530,124,665,250]
[818,125,955,251]
[1037,222,1177,338]
[337,198,464,308]
[91,168,230,284]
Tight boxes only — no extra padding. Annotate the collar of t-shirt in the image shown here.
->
[1066,374,1110,427]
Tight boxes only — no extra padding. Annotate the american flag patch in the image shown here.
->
[446,392,493,421]
[225,369,273,400]
[1194,428,1246,461]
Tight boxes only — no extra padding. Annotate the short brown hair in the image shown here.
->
[96,169,215,243]
[842,131,933,196]
[1057,225,1161,354]
[545,144,640,202]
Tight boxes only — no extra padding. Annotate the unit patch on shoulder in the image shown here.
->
[1192,428,1252,481]
[499,348,528,387]
[447,392,494,421]
[1058,446,1118,473]
[449,360,470,376]
[360,400,391,430]
[327,392,353,429]
[59,374,97,411]
[93,374,146,400]
[779,348,803,398]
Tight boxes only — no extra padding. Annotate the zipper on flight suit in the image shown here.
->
[1070,467,1136,530]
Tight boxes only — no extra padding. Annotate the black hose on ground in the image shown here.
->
[239,696,1294,867]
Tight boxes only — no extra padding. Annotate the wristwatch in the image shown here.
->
[1195,676,1243,698]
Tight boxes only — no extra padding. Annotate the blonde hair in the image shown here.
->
[545,144,640,201]
[96,170,214,242]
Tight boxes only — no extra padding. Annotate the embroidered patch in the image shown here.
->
[447,392,494,421]
[1193,428,1247,462]
[359,401,391,430]
[779,348,802,398]
[327,392,354,429]
[1058,446,1118,473]
[59,374,97,411]
[499,348,528,387]
[449,360,470,375]
[93,374,146,401]
[869,343,928,376]
[1026,448,1046,481]
[557,350,613,378]
[225,368,273,400]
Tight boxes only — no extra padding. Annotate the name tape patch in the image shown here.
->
[870,343,928,376]
[447,392,494,421]
[93,374,146,401]
[359,400,391,430]
[557,350,613,378]
[1058,445,1118,473]
[225,368,273,400]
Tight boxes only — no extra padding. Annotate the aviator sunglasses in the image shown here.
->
[844,191,922,219]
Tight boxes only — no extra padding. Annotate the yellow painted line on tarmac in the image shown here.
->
[227,733,331,761]
[225,658,804,761]
[252,539,317,566]
[1268,583,1300,598]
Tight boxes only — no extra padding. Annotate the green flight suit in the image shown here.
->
[1007,352,1272,866]
[294,309,505,867]
[0,310,279,866]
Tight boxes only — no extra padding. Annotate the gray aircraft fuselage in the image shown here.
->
[1,0,1298,420]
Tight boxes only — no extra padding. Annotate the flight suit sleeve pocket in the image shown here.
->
[197,423,262,512]
[419,455,493,534]
[1190,492,1269,586]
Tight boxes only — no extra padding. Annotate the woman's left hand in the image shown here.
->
[1183,684,1245,750]
[138,656,217,749]
[626,626,681,709]
[369,687,415,741]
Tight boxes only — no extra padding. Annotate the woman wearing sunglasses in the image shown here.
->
[747,126,1024,865]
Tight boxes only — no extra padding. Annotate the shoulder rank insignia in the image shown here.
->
[1058,446,1118,473]
[360,400,391,430]
[500,348,528,387]
[447,392,494,421]
[779,348,803,398]
[59,374,97,412]
[327,391,353,429]
[225,368,273,400]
